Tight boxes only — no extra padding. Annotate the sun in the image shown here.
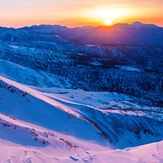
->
[105,18,113,25]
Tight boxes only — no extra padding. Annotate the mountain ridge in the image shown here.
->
[0,22,163,48]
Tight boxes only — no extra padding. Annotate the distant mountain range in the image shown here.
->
[20,22,163,47]
[0,22,163,47]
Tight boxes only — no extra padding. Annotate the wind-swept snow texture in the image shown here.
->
[0,75,163,162]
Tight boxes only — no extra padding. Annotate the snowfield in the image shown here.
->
[0,24,163,162]
[0,75,163,162]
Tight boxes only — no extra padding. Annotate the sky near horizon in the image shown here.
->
[0,0,163,28]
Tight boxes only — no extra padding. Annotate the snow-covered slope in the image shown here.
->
[0,27,69,43]
[0,75,163,162]
[0,76,109,144]
[0,59,72,88]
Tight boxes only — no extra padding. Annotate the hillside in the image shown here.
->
[0,75,163,162]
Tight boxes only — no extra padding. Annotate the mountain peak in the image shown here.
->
[131,22,143,26]
[131,21,158,28]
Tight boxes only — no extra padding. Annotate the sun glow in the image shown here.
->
[105,18,113,25]
[86,7,134,26]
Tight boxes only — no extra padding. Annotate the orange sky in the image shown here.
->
[0,0,163,28]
